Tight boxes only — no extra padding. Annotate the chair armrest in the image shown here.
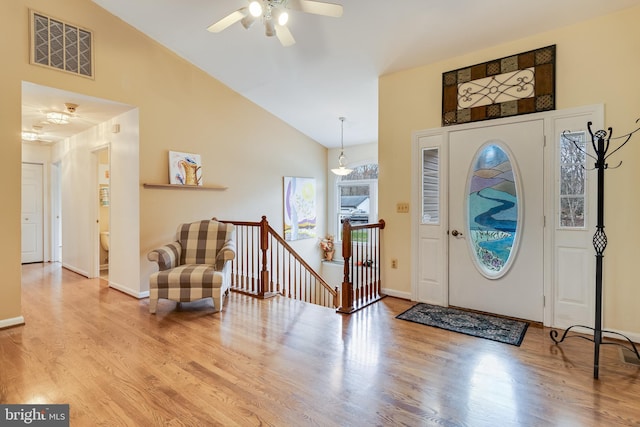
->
[215,239,236,271]
[147,242,182,271]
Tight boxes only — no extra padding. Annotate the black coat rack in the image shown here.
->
[550,120,640,379]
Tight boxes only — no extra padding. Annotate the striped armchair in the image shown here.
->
[147,220,236,314]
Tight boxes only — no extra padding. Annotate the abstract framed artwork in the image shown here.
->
[284,177,317,241]
[169,151,202,186]
[442,45,556,126]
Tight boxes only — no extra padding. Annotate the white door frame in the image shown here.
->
[91,143,110,278]
[51,161,62,263]
[411,104,603,327]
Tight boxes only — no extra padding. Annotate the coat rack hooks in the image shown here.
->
[550,119,640,379]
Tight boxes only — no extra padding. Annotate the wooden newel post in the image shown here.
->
[259,215,270,297]
[338,218,354,313]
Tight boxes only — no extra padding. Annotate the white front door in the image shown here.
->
[448,120,544,322]
[22,163,44,264]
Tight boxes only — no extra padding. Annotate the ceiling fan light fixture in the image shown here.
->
[249,1,263,17]
[46,112,70,125]
[241,14,255,29]
[331,117,353,176]
[277,10,289,26]
[21,131,39,141]
[265,19,276,37]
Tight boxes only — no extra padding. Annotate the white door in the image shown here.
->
[22,163,44,264]
[449,120,544,321]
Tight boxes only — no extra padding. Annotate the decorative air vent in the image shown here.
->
[30,10,93,78]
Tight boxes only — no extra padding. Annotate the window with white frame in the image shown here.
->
[336,164,378,241]
[559,131,587,228]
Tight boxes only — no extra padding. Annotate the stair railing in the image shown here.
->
[337,218,386,314]
[216,216,339,309]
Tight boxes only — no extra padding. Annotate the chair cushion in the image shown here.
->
[177,220,234,265]
[150,264,224,301]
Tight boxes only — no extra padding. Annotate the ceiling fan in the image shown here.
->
[207,0,343,47]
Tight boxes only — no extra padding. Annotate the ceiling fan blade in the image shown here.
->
[207,8,246,33]
[275,25,296,47]
[286,0,343,18]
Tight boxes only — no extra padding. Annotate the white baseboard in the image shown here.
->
[382,288,412,300]
[108,281,149,299]
[62,263,89,278]
[0,316,25,329]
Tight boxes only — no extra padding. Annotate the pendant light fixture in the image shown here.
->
[331,117,353,176]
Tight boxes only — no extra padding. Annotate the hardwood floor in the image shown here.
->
[2,263,640,426]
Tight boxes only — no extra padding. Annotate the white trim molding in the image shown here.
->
[0,316,26,329]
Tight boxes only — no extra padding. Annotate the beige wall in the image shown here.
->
[0,0,326,325]
[379,6,640,333]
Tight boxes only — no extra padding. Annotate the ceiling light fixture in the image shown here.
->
[276,9,288,26]
[208,1,343,47]
[241,13,256,29]
[21,131,39,141]
[249,1,263,17]
[264,18,276,37]
[331,117,353,176]
[46,111,70,125]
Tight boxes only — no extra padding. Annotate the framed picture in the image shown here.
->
[442,45,556,126]
[284,177,317,241]
[169,151,202,186]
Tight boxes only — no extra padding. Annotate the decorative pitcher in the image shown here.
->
[179,160,201,185]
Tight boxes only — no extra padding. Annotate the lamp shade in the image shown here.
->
[21,131,39,141]
[46,112,70,124]
[331,117,353,176]
[249,1,262,17]
[331,166,353,176]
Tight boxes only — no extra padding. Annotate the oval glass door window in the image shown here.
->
[467,143,521,279]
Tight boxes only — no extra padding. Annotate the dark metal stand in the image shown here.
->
[550,120,640,379]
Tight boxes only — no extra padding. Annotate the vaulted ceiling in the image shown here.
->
[23,1,640,147]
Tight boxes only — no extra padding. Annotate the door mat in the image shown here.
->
[396,303,529,346]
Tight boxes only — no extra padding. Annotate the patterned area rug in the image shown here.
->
[396,303,529,346]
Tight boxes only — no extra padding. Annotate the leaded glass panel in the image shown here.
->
[559,132,586,228]
[468,143,520,278]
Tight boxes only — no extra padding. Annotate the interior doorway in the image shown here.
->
[94,145,110,279]
[21,82,140,297]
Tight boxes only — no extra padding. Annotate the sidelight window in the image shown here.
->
[559,132,587,228]
[421,148,440,224]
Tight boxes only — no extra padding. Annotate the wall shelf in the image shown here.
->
[143,183,227,191]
